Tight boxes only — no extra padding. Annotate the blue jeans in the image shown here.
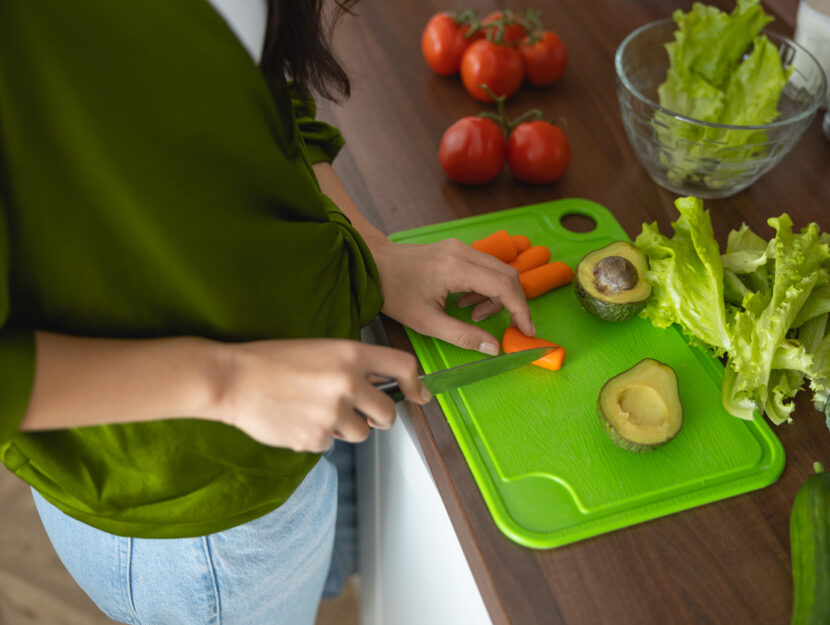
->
[32,441,358,625]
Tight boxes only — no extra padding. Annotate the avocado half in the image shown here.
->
[574,241,652,322]
[598,359,683,453]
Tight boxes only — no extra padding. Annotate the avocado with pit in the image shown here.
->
[598,358,683,452]
[574,241,652,322]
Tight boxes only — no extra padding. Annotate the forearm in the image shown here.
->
[18,331,427,450]
[311,163,535,353]
[312,162,390,251]
[20,331,228,431]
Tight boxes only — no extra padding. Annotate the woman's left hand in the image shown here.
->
[370,238,535,356]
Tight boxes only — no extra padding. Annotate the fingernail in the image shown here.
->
[530,322,536,336]
[420,387,432,403]
[471,311,488,322]
[478,342,499,356]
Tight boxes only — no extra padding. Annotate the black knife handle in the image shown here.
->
[373,378,405,402]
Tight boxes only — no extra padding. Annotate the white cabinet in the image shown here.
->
[356,322,492,625]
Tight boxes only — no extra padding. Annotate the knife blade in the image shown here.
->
[374,346,551,402]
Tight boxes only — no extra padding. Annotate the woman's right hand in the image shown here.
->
[214,338,431,452]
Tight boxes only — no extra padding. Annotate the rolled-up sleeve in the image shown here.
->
[0,199,35,448]
[289,85,346,165]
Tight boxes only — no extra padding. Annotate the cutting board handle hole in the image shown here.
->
[559,213,597,233]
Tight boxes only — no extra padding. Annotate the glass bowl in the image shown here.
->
[615,19,827,199]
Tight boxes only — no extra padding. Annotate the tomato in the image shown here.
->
[421,12,473,76]
[460,39,524,102]
[519,31,568,87]
[439,116,506,184]
[482,10,526,45]
[507,121,570,184]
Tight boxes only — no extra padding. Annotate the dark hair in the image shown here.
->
[260,0,358,102]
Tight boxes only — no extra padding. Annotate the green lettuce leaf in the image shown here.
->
[654,0,789,189]
[635,196,830,426]
[799,314,830,414]
[660,0,771,100]
[721,222,773,274]
[765,368,804,424]
[792,285,830,328]
[636,196,732,354]
[726,217,829,416]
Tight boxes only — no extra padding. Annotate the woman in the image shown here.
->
[0,1,534,623]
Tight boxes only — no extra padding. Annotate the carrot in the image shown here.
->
[511,234,531,254]
[519,261,574,299]
[501,326,566,371]
[508,245,551,274]
[471,230,518,262]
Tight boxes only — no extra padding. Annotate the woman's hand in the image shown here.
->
[215,338,430,452]
[369,238,535,355]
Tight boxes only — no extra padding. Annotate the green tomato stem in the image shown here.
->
[507,109,543,133]
[524,8,544,32]
[487,22,506,45]
[477,85,509,137]
[451,9,475,26]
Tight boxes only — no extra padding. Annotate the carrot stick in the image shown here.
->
[501,326,566,371]
[511,234,531,254]
[519,261,574,299]
[471,230,518,262]
[508,245,551,274]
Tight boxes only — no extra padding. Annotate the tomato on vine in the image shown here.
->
[507,120,571,184]
[438,116,506,185]
[421,11,476,76]
[460,39,524,102]
[519,30,568,87]
[438,86,570,185]
[481,10,527,46]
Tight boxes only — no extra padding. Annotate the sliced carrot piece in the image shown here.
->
[471,230,518,262]
[519,261,574,299]
[501,326,566,371]
[511,234,531,254]
[508,245,551,274]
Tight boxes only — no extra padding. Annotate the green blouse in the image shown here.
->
[0,1,383,537]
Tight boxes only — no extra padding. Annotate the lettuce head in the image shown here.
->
[634,196,830,425]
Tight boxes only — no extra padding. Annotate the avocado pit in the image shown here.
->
[574,241,652,322]
[593,255,639,294]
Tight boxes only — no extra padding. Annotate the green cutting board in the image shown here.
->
[390,198,785,549]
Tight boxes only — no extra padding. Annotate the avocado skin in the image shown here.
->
[574,279,648,322]
[598,409,670,453]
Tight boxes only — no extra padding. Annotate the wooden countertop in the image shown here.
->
[319,1,830,623]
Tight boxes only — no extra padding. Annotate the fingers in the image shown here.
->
[415,305,502,355]
[445,262,535,338]
[332,407,372,442]
[438,241,535,336]
[470,297,505,322]
[457,292,489,308]
[350,378,397,431]
[358,344,430,404]
[458,240,517,275]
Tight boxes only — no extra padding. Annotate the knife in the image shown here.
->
[374,346,551,402]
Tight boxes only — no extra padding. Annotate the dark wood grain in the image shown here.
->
[319,1,830,623]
